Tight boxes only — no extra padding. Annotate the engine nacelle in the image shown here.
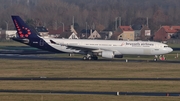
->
[102,51,114,58]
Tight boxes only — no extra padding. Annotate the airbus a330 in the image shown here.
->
[11,16,173,60]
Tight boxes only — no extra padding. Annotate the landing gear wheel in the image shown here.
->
[154,58,157,61]
[82,55,98,60]
[83,56,87,60]
[154,55,158,62]
[87,56,92,60]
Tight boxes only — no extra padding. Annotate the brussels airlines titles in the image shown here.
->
[124,42,154,47]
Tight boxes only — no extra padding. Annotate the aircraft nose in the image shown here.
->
[168,47,173,53]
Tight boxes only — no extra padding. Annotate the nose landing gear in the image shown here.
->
[154,55,166,61]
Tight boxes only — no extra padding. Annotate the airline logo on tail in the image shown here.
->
[14,20,31,38]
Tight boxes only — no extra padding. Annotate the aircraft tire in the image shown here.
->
[83,56,87,60]
[87,56,92,60]
[153,58,157,61]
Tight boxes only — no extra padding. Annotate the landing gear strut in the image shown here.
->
[154,55,158,61]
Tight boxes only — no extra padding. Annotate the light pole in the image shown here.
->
[60,22,64,32]
[72,16,74,28]
[4,21,8,30]
[86,22,87,39]
[115,17,118,31]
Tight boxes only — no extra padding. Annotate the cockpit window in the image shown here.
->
[164,46,169,48]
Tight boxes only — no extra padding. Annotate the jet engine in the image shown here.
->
[102,51,114,58]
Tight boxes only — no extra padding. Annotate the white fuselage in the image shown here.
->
[43,38,173,56]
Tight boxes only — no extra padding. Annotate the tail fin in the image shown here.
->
[11,16,38,39]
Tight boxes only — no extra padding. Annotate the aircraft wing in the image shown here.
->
[65,45,102,52]
[50,39,110,53]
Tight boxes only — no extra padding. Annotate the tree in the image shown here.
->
[1,0,180,33]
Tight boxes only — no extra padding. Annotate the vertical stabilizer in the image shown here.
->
[11,16,38,39]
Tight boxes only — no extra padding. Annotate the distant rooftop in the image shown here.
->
[162,26,180,33]
[36,26,48,32]
[120,26,133,31]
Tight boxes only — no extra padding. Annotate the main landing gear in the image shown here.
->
[154,55,166,61]
[83,55,98,60]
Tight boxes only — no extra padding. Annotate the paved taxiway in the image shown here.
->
[0,53,180,64]
[0,46,180,63]
[0,89,180,96]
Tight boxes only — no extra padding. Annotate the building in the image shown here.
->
[49,25,79,39]
[109,31,121,40]
[88,30,101,39]
[48,25,79,38]
[59,32,78,39]
[99,31,113,40]
[0,30,17,40]
[115,26,134,40]
[36,26,49,37]
[80,29,101,39]
[132,25,151,41]
[154,26,180,41]
[48,26,66,38]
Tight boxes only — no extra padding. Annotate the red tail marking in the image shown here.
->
[13,19,32,38]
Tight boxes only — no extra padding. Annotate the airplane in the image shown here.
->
[11,15,173,61]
